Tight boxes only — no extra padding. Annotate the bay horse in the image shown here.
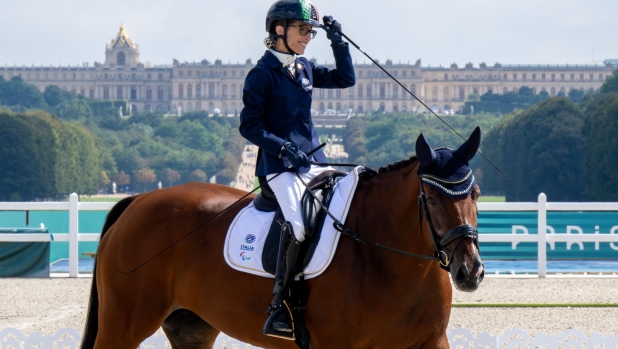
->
[81,128,484,349]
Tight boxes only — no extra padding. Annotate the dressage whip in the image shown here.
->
[115,141,331,275]
[323,17,510,180]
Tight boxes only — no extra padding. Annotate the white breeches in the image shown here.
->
[266,165,334,242]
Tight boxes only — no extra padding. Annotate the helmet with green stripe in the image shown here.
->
[265,0,321,33]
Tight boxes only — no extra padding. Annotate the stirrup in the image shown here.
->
[263,303,295,340]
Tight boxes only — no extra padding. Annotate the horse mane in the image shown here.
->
[359,156,418,179]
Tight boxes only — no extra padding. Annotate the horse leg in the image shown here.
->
[93,288,170,349]
[162,309,220,349]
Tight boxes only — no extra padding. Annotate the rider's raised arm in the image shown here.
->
[311,43,355,89]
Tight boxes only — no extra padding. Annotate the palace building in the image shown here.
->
[1,25,616,115]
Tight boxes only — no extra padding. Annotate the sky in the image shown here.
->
[1,0,617,68]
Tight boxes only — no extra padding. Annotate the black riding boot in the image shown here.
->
[263,221,302,340]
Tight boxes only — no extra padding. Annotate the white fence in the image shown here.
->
[1,193,618,278]
[1,327,617,348]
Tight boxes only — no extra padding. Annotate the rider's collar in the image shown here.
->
[269,49,296,68]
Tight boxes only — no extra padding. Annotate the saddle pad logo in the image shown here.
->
[302,78,309,86]
[240,252,251,260]
[245,234,256,244]
[240,245,254,251]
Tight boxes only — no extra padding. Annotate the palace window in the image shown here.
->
[503,87,508,94]
[380,83,386,98]
[147,73,151,80]
[320,89,324,98]
[551,87,556,96]
[561,74,565,80]
[188,71,192,77]
[570,74,574,81]
[532,74,536,80]
[393,85,398,99]
[159,73,163,80]
[367,85,372,98]
[187,84,193,98]
[89,89,94,98]
[580,74,584,80]
[411,85,416,97]
[104,87,109,99]
[402,71,406,77]
[209,83,215,98]
[179,71,184,78]
[131,88,137,100]
[599,74,604,80]
[444,74,448,81]
[432,87,438,102]
[328,90,333,98]
[222,85,228,98]
[590,74,593,80]
[232,71,236,77]
[551,74,555,81]
[158,87,164,101]
[513,74,517,81]
[223,71,227,77]
[358,85,363,98]
[460,88,465,100]
[147,88,152,101]
[241,71,245,77]
[411,71,415,77]
[117,86,123,99]
[336,90,341,99]
[179,84,184,98]
[117,52,126,66]
[503,74,508,80]
[523,74,527,81]
[196,84,202,98]
[542,74,546,81]
[232,85,237,98]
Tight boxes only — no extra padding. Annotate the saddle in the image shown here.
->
[254,170,346,275]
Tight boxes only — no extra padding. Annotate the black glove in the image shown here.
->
[279,142,310,171]
[322,16,343,45]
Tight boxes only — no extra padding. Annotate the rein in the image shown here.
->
[295,164,479,267]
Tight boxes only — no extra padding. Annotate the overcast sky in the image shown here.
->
[1,0,617,68]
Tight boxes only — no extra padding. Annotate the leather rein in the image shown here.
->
[298,164,480,270]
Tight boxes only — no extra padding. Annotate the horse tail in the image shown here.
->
[80,195,140,349]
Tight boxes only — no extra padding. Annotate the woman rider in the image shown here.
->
[239,0,355,339]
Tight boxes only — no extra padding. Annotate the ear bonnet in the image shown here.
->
[415,127,481,198]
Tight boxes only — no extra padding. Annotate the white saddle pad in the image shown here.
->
[224,166,363,279]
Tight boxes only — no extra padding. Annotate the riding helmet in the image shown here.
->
[265,0,321,33]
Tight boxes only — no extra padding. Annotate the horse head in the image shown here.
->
[415,126,484,291]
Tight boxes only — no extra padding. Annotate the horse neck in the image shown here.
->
[351,163,438,284]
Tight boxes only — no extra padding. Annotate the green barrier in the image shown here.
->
[0,228,50,277]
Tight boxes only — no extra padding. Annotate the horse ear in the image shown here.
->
[416,133,436,168]
[454,126,481,163]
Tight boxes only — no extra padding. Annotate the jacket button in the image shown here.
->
[304,119,309,124]
[297,87,302,91]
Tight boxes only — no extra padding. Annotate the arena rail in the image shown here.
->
[1,192,618,278]
[0,327,616,348]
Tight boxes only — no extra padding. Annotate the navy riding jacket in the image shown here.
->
[239,44,355,176]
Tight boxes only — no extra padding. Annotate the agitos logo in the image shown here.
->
[240,252,251,260]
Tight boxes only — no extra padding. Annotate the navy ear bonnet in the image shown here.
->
[415,126,481,198]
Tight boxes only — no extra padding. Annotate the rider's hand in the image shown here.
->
[279,142,310,171]
[322,16,343,46]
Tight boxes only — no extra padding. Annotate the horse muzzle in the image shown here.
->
[453,256,484,292]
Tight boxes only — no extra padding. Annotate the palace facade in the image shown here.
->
[1,25,616,115]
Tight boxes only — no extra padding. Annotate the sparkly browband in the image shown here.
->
[419,170,476,197]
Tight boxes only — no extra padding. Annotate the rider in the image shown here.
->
[239,0,355,339]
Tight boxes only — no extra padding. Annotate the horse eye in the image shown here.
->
[427,198,437,206]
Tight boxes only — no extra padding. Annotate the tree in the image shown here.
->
[0,76,45,109]
[599,68,618,94]
[189,169,207,182]
[55,98,92,120]
[43,85,75,107]
[583,93,618,200]
[161,168,181,187]
[101,171,111,189]
[135,168,156,192]
[115,170,131,190]
[481,98,585,201]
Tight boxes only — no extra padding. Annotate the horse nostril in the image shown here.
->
[457,265,470,281]
[475,262,484,278]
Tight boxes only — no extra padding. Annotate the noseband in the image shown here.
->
[417,173,479,271]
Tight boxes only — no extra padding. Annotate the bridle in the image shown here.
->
[417,171,480,271]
